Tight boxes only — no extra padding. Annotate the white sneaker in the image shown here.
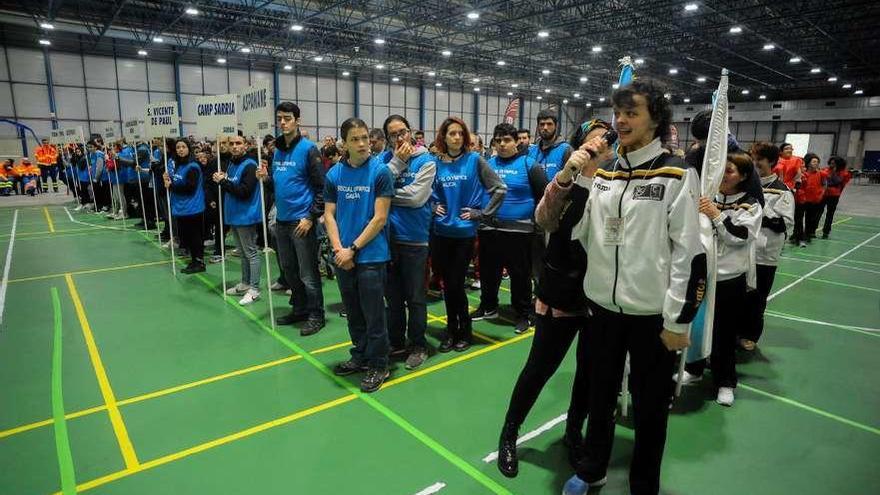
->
[673,370,702,385]
[469,279,481,290]
[239,289,260,305]
[716,387,735,407]
[209,255,224,264]
[73,205,83,211]
[270,282,287,291]
[161,240,177,249]
[285,289,292,296]
[225,283,249,295]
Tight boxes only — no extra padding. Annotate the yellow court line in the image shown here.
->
[9,260,171,284]
[0,340,352,440]
[43,207,55,233]
[63,327,536,494]
[427,312,501,344]
[64,274,140,469]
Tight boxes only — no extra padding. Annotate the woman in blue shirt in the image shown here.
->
[430,117,506,353]
[163,138,206,274]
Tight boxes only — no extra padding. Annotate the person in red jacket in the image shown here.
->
[773,143,804,190]
[794,153,826,246]
[819,156,851,239]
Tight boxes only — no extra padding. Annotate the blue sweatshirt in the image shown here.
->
[431,151,507,238]
[324,155,394,264]
[222,156,262,226]
[485,154,539,221]
[382,147,437,245]
[169,159,205,216]
[528,137,572,180]
[272,134,325,222]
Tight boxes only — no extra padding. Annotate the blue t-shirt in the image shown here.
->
[324,156,394,264]
[528,141,571,180]
[117,146,136,183]
[169,159,205,216]
[223,157,262,226]
[485,154,540,221]
[431,151,484,238]
[272,136,320,222]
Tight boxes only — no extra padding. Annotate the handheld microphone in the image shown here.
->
[584,129,618,159]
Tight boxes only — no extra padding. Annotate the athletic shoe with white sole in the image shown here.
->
[238,289,260,306]
[673,370,703,385]
[562,475,607,495]
[716,387,735,407]
[225,283,249,296]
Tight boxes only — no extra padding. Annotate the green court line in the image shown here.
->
[50,287,77,495]
[739,383,880,437]
[775,271,880,293]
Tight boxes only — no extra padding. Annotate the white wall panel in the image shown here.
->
[390,84,405,107]
[251,70,272,86]
[13,83,50,118]
[87,88,119,121]
[406,109,420,131]
[119,90,149,120]
[228,69,249,93]
[279,73,296,100]
[318,77,336,101]
[51,52,84,86]
[405,86,419,108]
[337,79,354,104]
[84,55,117,88]
[317,128,337,142]
[149,91,175,103]
[298,101,317,127]
[298,74,317,100]
[20,119,52,140]
[179,64,203,94]
[203,66,228,95]
[147,61,174,92]
[424,87,435,109]
[0,83,13,116]
[317,102,336,128]
[435,88,449,112]
[54,86,87,120]
[390,106,404,120]
[359,106,373,128]
[180,93,200,123]
[116,58,147,90]
[374,83,389,106]
[338,104,355,123]
[357,80,372,105]
[372,107,389,128]
[7,48,46,84]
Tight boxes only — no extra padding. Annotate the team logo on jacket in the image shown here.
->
[632,184,665,201]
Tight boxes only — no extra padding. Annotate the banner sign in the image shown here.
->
[144,101,180,138]
[239,81,273,138]
[194,94,238,138]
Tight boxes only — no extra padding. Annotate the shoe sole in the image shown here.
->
[471,312,498,321]
[333,367,366,377]
[360,373,390,393]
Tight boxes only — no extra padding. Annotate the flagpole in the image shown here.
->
[132,139,149,233]
[216,134,228,297]
[162,136,177,275]
[149,142,161,240]
[255,139,275,329]
[79,128,97,211]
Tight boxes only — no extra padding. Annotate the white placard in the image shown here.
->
[63,126,83,145]
[194,94,238,138]
[144,101,180,138]
[123,118,143,142]
[49,129,63,145]
[101,121,117,142]
[239,81,272,138]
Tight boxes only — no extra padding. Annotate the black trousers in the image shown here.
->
[793,203,806,242]
[430,235,474,340]
[477,229,533,318]
[804,202,823,238]
[504,312,590,430]
[577,303,675,495]
[78,181,92,205]
[175,213,205,263]
[822,196,840,236]
[686,274,746,388]
[743,265,777,343]
[95,181,112,210]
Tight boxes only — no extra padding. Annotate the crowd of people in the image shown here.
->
[25,78,854,495]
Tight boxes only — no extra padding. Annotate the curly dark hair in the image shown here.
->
[611,79,673,144]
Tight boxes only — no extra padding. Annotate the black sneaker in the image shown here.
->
[300,318,325,336]
[333,360,367,376]
[181,261,206,274]
[276,312,309,325]
[453,339,472,352]
[389,346,409,359]
[470,306,498,321]
[360,368,390,393]
[514,318,530,334]
[438,337,455,353]
[405,347,428,369]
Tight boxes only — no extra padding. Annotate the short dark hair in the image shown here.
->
[803,152,821,166]
[780,142,793,151]
[414,130,424,137]
[382,114,410,140]
[263,134,275,146]
[369,128,385,140]
[537,109,557,124]
[750,141,779,166]
[828,155,847,171]
[434,117,472,154]
[691,110,712,140]
[492,123,518,142]
[517,128,531,137]
[611,79,673,144]
[275,101,300,118]
[340,118,369,141]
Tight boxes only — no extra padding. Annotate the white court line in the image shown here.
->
[482,413,568,463]
[766,311,880,334]
[412,482,446,495]
[780,256,880,276]
[768,231,880,302]
[64,206,130,232]
[0,209,18,326]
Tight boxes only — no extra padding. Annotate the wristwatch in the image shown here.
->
[349,243,359,253]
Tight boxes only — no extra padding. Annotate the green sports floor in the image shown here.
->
[1,203,878,495]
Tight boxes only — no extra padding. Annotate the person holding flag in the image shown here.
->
[562,78,705,495]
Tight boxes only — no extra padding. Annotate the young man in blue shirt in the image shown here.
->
[257,102,326,335]
[324,117,395,393]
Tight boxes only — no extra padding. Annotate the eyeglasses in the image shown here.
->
[388,129,410,140]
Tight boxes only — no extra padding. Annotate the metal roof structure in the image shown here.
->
[1,0,877,105]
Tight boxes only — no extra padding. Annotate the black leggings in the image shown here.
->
[743,264,777,343]
[504,312,589,430]
[175,213,205,263]
[686,274,746,388]
[430,235,474,340]
[822,196,840,236]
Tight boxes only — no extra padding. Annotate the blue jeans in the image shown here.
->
[232,225,261,289]
[386,243,429,349]
[336,262,389,369]
[275,221,324,320]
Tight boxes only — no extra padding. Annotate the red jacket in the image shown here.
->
[821,168,851,198]
[774,156,804,190]
[796,170,825,204]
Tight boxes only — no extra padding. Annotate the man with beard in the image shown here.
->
[528,109,572,180]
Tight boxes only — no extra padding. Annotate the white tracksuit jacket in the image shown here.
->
[712,191,763,280]
[755,174,794,266]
